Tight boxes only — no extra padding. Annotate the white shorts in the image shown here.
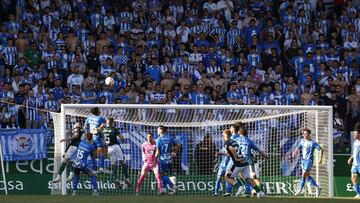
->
[108,144,125,164]
[249,163,259,179]
[230,166,250,179]
[65,146,78,160]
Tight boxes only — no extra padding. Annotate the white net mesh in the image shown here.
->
[51,105,332,197]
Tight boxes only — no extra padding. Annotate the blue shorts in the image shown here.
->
[351,165,360,174]
[72,161,92,175]
[217,167,226,177]
[73,167,92,176]
[301,159,314,172]
[94,136,106,148]
[159,161,172,173]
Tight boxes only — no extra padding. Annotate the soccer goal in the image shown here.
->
[51,104,333,197]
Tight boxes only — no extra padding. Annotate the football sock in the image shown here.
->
[99,155,105,169]
[307,176,318,188]
[300,176,306,190]
[354,183,360,195]
[73,175,79,191]
[58,162,66,175]
[214,177,221,194]
[121,163,128,178]
[90,175,97,190]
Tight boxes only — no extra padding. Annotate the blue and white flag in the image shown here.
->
[0,129,47,161]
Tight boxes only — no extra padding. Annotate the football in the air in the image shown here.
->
[105,77,115,86]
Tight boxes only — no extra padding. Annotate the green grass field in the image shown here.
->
[1,195,359,203]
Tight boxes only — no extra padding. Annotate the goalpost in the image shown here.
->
[0,141,8,195]
[51,104,333,197]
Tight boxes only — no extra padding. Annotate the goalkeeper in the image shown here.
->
[52,123,82,183]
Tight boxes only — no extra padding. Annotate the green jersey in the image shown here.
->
[100,126,120,146]
[224,139,248,167]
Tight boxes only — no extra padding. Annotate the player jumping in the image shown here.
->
[99,117,132,188]
[292,128,323,197]
[347,129,360,198]
[72,132,98,196]
[155,125,181,194]
[135,133,162,195]
[52,123,82,183]
[84,107,108,173]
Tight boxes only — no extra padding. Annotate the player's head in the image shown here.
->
[147,133,154,142]
[223,129,231,141]
[230,124,239,135]
[85,132,93,141]
[238,122,247,136]
[72,122,81,135]
[91,107,100,116]
[353,129,360,140]
[303,128,311,139]
[107,117,114,127]
[157,125,167,135]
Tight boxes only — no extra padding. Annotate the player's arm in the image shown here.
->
[250,140,269,159]
[292,142,302,158]
[116,130,125,142]
[141,143,146,162]
[83,118,89,133]
[317,144,323,164]
[155,139,160,159]
[60,131,80,143]
[348,155,354,165]
[172,137,182,157]
[228,146,241,162]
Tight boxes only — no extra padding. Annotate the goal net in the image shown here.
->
[51,104,333,197]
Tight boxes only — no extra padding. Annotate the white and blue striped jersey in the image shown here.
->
[44,100,60,122]
[90,13,104,30]
[25,96,43,121]
[117,12,133,33]
[41,15,52,30]
[227,28,242,48]
[76,28,89,42]
[5,22,20,33]
[1,46,17,65]
[247,53,261,67]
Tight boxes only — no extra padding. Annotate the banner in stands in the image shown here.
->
[0,129,47,161]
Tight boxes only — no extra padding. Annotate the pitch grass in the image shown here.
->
[1,195,359,203]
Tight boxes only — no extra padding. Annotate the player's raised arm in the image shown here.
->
[60,123,81,143]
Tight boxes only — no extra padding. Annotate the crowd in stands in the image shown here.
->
[0,0,359,131]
